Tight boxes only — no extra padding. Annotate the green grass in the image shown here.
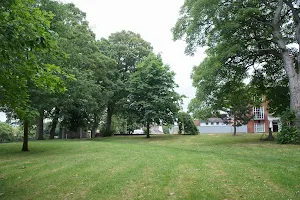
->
[0,134,300,200]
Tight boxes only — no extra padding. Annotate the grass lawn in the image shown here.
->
[0,134,300,200]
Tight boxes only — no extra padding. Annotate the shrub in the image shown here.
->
[162,126,170,134]
[277,126,300,144]
[178,112,199,135]
[0,122,14,142]
[277,110,300,145]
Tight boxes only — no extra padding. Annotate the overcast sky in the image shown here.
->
[0,0,206,122]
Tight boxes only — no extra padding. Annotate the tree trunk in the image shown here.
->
[233,125,237,136]
[22,120,29,151]
[272,1,300,128]
[146,122,150,138]
[36,110,44,140]
[104,105,113,137]
[265,128,275,141]
[289,75,300,128]
[61,128,65,139]
[79,127,82,139]
[91,127,97,138]
[49,108,60,139]
[233,117,237,136]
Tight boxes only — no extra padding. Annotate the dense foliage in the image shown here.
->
[0,122,14,143]
[178,112,198,135]
[277,110,300,144]
[0,0,182,150]
[127,53,181,138]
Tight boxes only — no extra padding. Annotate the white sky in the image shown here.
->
[0,0,206,122]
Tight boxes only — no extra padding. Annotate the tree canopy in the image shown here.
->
[127,53,181,138]
[173,0,300,128]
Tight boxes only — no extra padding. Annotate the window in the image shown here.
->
[211,122,214,125]
[205,122,208,125]
[254,123,265,132]
[216,122,220,125]
[253,107,264,120]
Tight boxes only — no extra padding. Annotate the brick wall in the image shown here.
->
[248,101,270,133]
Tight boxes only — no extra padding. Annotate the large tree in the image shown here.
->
[173,0,300,128]
[31,0,116,139]
[127,53,181,138]
[0,0,70,151]
[98,31,153,136]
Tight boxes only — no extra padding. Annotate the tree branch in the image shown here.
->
[272,0,287,50]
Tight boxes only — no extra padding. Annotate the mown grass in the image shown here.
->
[0,134,300,200]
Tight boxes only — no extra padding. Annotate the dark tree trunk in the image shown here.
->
[91,127,97,138]
[78,127,82,139]
[233,117,237,136]
[59,128,63,139]
[36,109,44,140]
[104,105,113,137]
[22,120,29,151]
[264,128,275,141]
[146,122,150,138]
[49,108,60,139]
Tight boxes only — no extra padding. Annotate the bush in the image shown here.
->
[0,122,14,142]
[162,126,170,134]
[277,126,300,144]
[277,110,300,145]
[178,112,199,135]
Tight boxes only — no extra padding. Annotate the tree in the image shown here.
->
[173,0,300,128]
[127,54,181,138]
[98,31,153,136]
[0,0,70,151]
[34,0,116,138]
[188,50,256,136]
[224,83,254,136]
[178,112,198,135]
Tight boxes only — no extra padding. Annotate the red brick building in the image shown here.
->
[248,101,280,133]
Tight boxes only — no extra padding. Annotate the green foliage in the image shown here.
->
[162,126,170,134]
[127,53,181,135]
[178,112,198,135]
[98,31,153,135]
[0,0,68,116]
[0,122,14,142]
[277,126,300,145]
[277,110,300,145]
[172,0,295,118]
[189,52,254,127]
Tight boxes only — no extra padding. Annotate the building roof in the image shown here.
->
[199,118,224,123]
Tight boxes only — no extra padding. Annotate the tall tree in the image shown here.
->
[0,0,69,151]
[98,31,153,136]
[35,0,116,137]
[127,53,181,138]
[173,0,300,128]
